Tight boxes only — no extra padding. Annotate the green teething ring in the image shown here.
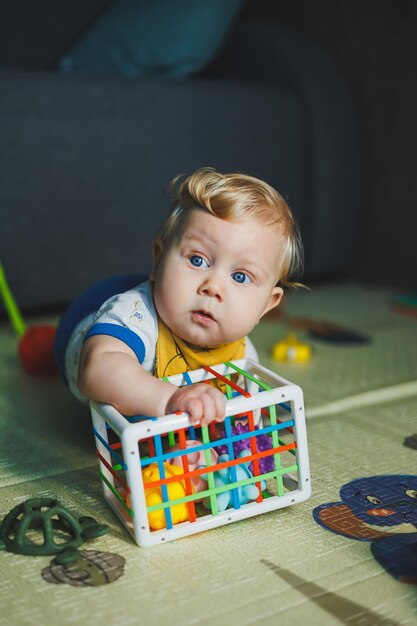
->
[0,498,109,557]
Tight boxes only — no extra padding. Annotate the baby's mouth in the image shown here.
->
[191,310,216,326]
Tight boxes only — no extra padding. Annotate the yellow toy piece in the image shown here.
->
[142,462,193,530]
[271,333,312,363]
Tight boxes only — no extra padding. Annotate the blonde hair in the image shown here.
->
[155,167,304,288]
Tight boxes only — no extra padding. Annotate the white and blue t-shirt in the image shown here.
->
[65,280,257,404]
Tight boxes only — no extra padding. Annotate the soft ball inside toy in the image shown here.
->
[168,440,218,493]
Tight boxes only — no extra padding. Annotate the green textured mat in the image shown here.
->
[0,283,416,626]
[251,283,417,408]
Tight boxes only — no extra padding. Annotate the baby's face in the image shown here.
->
[152,209,283,347]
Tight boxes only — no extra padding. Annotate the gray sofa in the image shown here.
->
[0,19,361,311]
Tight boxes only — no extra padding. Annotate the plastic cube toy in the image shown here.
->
[90,359,311,547]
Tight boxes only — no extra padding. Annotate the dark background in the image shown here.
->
[243,0,417,290]
[1,0,416,290]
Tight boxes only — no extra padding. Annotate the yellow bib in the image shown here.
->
[155,317,245,379]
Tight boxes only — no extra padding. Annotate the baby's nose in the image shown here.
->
[198,275,224,301]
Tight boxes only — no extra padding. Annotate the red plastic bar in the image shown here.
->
[96,449,130,493]
[203,365,251,397]
[178,428,196,522]
[261,408,294,434]
[142,442,296,490]
[247,411,262,502]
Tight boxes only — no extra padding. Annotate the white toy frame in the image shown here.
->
[90,359,311,547]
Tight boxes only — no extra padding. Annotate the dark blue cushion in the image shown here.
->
[59,0,244,77]
[54,273,147,381]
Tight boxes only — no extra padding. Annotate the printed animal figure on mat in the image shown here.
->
[313,475,417,584]
[56,167,303,424]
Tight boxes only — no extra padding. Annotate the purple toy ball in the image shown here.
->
[216,422,275,474]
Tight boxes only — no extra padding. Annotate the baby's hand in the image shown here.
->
[166,383,226,426]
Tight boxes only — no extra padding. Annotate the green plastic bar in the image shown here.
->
[146,465,299,512]
[99,471,134,517]
[225,361,273,391]
[225,374,233,400]
[0,261,26,337]
[201,425,219,516]
[268,403,285,496]
[227,361,295,490]
[225,374,235,426]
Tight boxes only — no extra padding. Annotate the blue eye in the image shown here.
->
[232,271,250,284]
[189,255,208,268]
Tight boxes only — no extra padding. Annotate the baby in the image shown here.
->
[60,167,303,426]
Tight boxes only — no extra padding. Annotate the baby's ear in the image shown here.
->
[261,286,283,318]
[150,239,164,281]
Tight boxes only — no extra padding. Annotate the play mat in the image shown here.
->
[0,282,416,626]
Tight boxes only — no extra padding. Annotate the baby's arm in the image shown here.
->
[78,335,225,425]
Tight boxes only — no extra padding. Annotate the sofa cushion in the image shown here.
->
[0,71,305,309]
[59,0,244,77]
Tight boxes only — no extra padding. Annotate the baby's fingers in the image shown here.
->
[198,393,218,426]
[201,387,226,423]
[186,398,204,425]
[212,388,226,422]
[167,384,226,425]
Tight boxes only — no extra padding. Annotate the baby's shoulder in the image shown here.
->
[95,280,157,328]
[123,281,156,323]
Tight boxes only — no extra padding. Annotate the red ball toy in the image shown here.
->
[18,325,58,376]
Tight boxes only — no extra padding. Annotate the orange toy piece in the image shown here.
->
[142,462,193,530]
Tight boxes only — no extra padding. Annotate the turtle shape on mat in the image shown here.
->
[0,497,109,564]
